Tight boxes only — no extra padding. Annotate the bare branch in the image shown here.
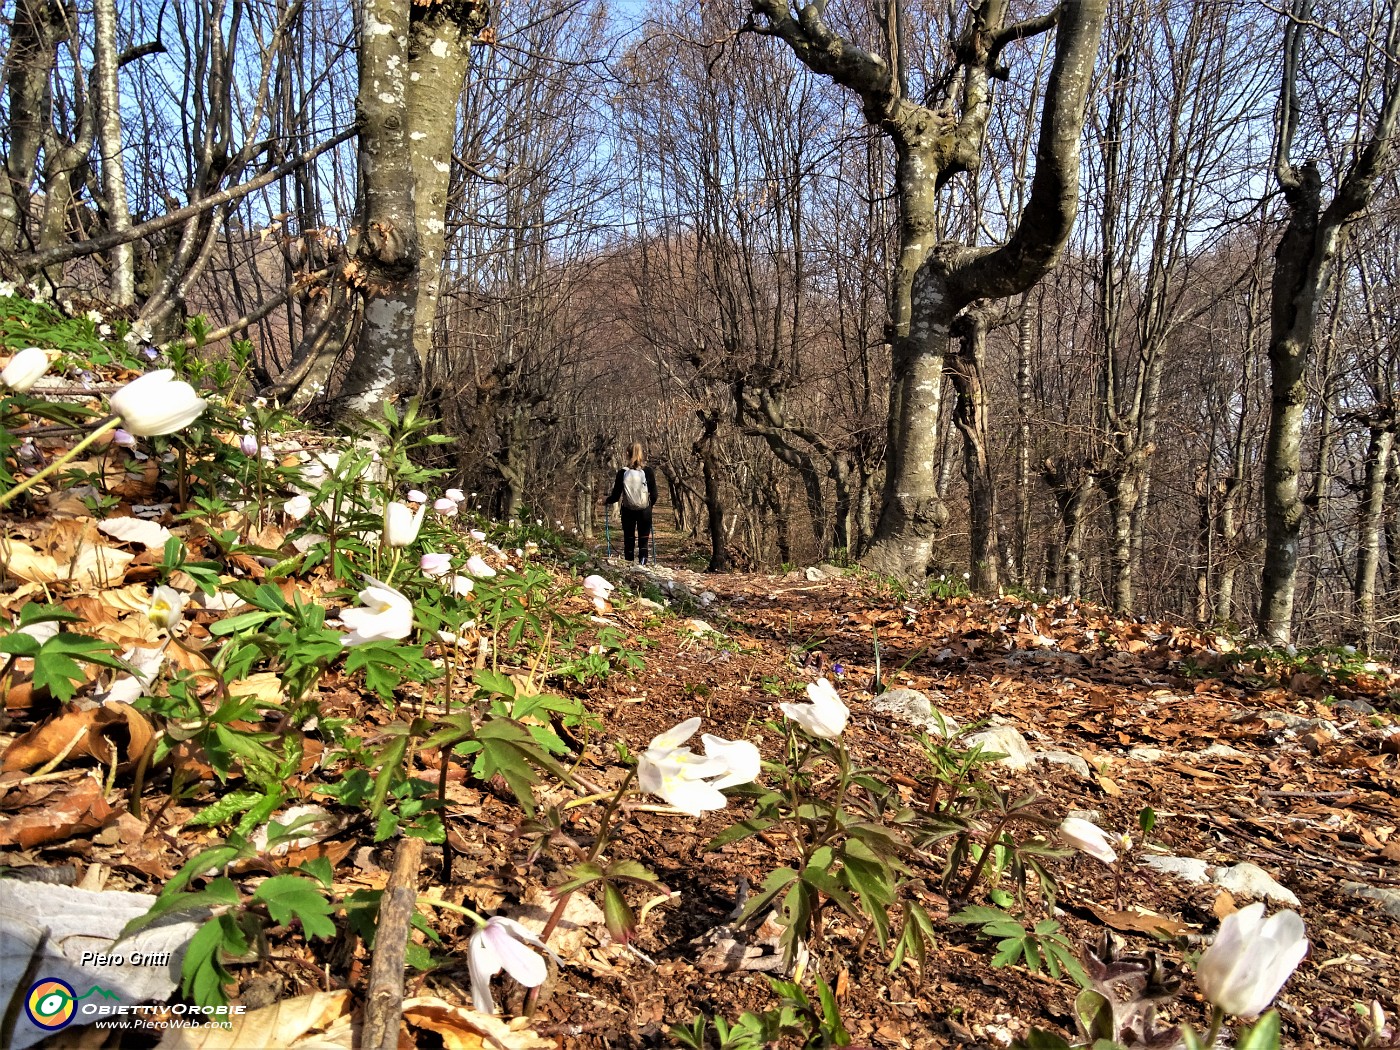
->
[16,126,357,274]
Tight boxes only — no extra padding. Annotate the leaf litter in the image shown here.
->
[0,506,1396,1047]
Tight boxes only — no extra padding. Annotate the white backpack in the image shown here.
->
[621,468,649,509]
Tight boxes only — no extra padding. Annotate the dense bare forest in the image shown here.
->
[3,0,1399,651]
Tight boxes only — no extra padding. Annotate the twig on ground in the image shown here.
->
[361,836,425,1050]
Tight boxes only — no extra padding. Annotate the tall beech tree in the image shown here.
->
[743,0,1107,578]
[305,0,490,416]
[1257,0,1400,643]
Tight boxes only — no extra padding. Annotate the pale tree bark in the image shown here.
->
[1258,0,1400,644]
[338,0,423,415]
[1384,448,1400,603]
[948,309,1000,591]
[0,0,64,255]
[1014,298,1034,585]
[405,2,487,370]
[313,0,488,418]
[92,0,134,304]
[1353,423,1395,650]
[747,0,1107,579]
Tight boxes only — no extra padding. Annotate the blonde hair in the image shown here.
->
[627,442,645,469]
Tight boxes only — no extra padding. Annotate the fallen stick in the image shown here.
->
[361,836,425,1050]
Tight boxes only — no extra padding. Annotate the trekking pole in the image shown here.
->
[604,507,611,559]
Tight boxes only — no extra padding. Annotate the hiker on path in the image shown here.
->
[604,442,658,565]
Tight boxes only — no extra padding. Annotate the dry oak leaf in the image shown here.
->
[0,772,115,848]
[0,536,134,589]
[1,702,155,773]
[402,997,557,1049]
[156,989,355,1049]
[1085,902,1192,938]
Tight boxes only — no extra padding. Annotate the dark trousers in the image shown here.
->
[621,506,653,563]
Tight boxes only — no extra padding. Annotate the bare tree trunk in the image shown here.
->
[1384,449,1400,602]
[748,0,1106,580]
[1258,0,1400,643]
[1193,467,1211,622]
[406,3,486,370]
[949,310,999,591]
[339,0,422,416]
[1354,425,1395,649]
[1044,456,1094,597]
[93,0,134,304]
[696,410,732,573]
[0,0,64,254]
[1014,298,1034,586]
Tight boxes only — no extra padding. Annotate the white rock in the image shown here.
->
[961,723,1034,770]
[1127,746,1168,762]
[1197,743,1247,759]
[1141,855,1212,886]
[872,689,959,737]
[0,881,205,1049]
[1031,751,1092,778]
[1341,882,1400,918]
[1212,861,1299,906]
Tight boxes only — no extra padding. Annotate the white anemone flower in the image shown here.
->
[778,677,849,739]
[637,717,761,816]
[466,554,496,578]
[420,552,453,579]
[1058,817,1118,865]
[109,368,207,436]
[384,501,426,547]
[147,585,187,632]
[434,497,459,517]
[1196,903,1308,1019]
[340,577,413,645]
[446,487,466,502]
[2,346,50,392]
[406,489,428,503]
[583,573,614,613]
[450,575,474,597]
[468,916,556,1014]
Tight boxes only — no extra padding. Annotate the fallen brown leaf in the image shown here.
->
[401,996,557,1049]
[0,773,115,847]
[1085,902,1192,937]
[155,989,354,1049]
[1,702,155,773]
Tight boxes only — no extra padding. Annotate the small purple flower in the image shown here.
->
[113,429,137,447]
[239,434,259,456]
[142,346,158,360]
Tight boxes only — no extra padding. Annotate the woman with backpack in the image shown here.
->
[604,442,659,565]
